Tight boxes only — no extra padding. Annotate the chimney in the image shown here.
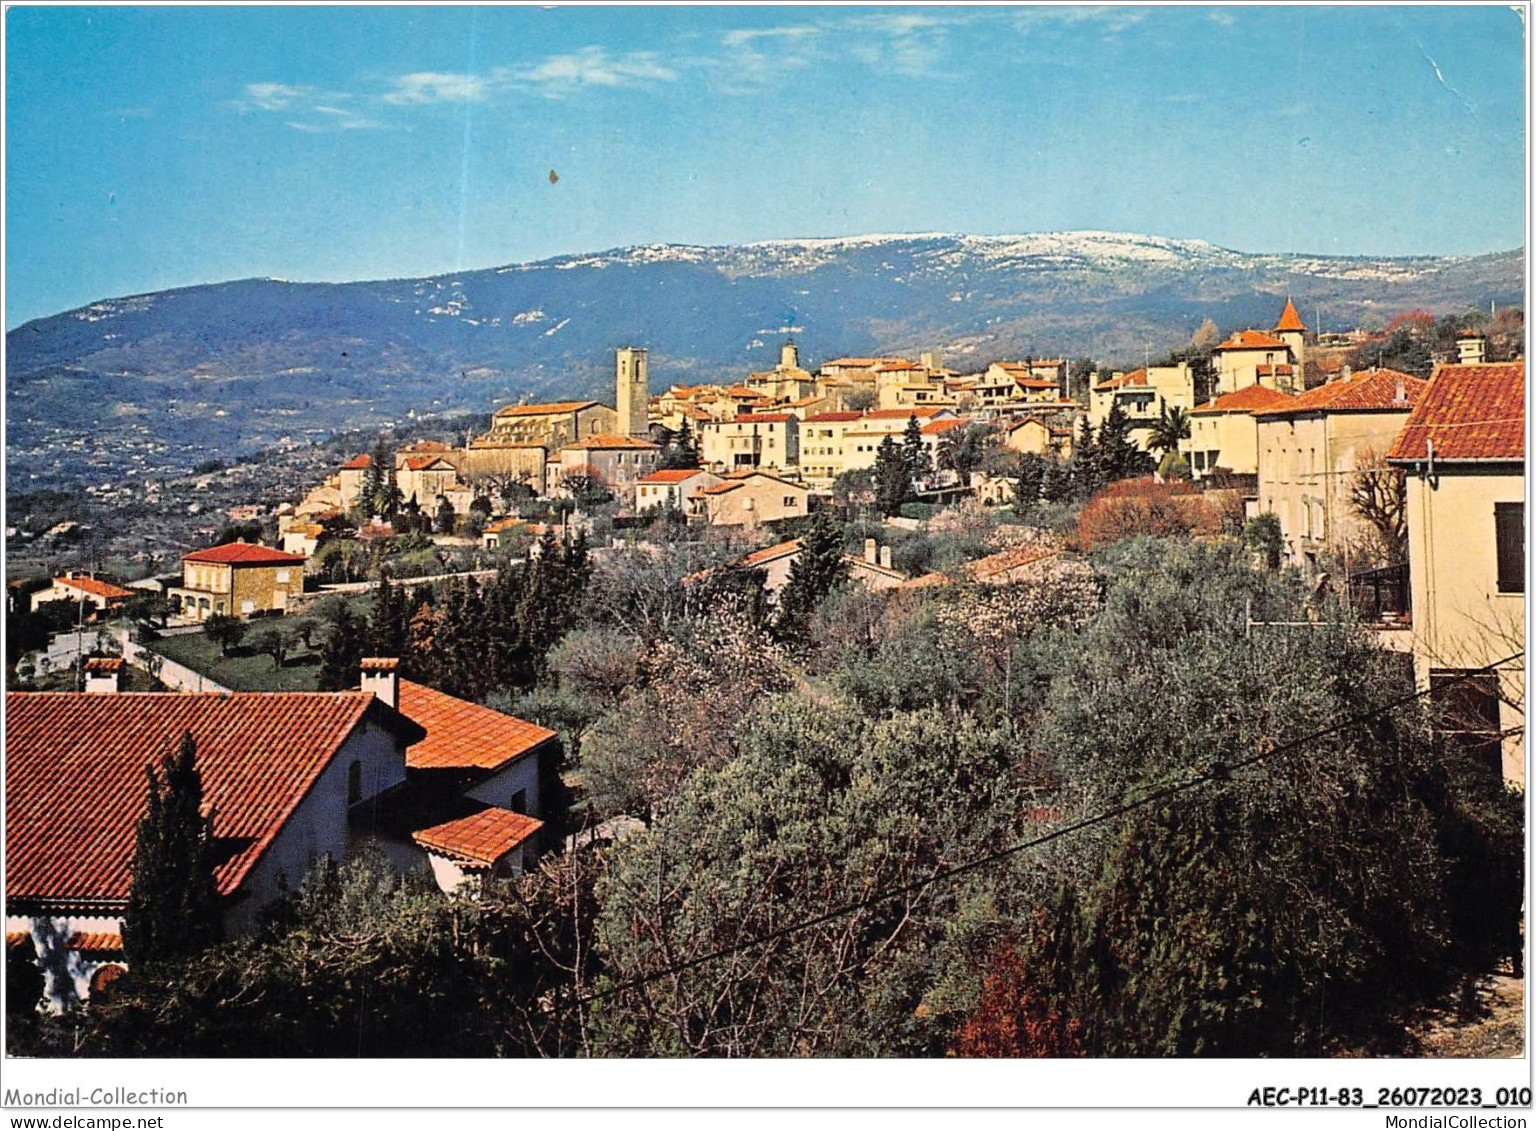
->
[360,657,400,710]
[880,545,892,570]
[1339,364,1350,382]
[1457,332,1486,365]
[1394,377,1406,404]
[864,537,877,564]
[83,656,124,694]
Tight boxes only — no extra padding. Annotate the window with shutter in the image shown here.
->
[1429,669,1504,777]
[1495,502,1524,593]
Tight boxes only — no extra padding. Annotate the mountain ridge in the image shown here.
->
[6,230,1523,489]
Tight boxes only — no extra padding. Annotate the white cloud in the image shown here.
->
[238,82,312,112]
[511,47,677,94]
[382,71,490,105]
[721,25,821,48]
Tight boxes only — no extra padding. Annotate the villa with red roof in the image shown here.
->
[29,572,135,616]
[1253,367,1427,567]
[169,540,308,622]
[4,684,427,1007]
[633,467,723,514]
[698,412,800,473]
[1089,363,1197,452]
[1213,299,1309,395]
[1182,384,1297,480]
[1388,360,1526,784]
[6,656,563,1008]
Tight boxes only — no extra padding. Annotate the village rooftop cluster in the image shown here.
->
[4,296,1525,1035]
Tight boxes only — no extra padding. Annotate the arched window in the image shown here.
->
[347,760,363,806]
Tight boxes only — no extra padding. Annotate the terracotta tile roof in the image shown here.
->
[1190,385,1297,415]
[785,396,827,407]
[1387,362,1525,463]
[824,357,908,368]
[875,361,924,372]
[732,413,793,424]
[67,932,123,953]
[1275,298,1307,332]
[4,691,400,908]
[845,555,907,581]
[1255,364,1294,377]
[698,481,743,496]
[1256,367,1426,417]
[341,454,372,470]
[742,539,803,567]
[1215,329,1288,351]
[484,517,524,534]
[561,435,660,451]
[639,469,711,485]
[182,542,307,566]
[1095,368,1148,391]
[863,407,950,421]
[412,807,543,867]
[360,657,399,672]
[803,412,865,423]
[399,680,556,772]
[971,545,1063,583]
[53,575,134,601]
[83,657,125,674]
[494,400,600,417]
[921,418,969,436]
[401,455,456,471]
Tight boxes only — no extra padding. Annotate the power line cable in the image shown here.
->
[576,650,1524,1005]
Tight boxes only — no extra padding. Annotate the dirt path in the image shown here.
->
[1407,973,1525,1058]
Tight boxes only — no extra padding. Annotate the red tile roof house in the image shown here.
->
[5,659,558,1009]
[29,572,135,616]
[4,685,425,1009]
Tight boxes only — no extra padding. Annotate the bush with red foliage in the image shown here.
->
[1074,477,1220,552]
[953,944,1083,1058]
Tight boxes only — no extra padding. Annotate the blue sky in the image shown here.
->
[4,4,1526,326]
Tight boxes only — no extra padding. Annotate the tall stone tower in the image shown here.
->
[616,346,649,437]
[780,338,800,371]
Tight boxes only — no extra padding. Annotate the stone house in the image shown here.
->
[170,541,307,621]
[634,468,723,514]
[1388,361,1525,785]
[696,471,812,529]
[1254,367,1426,568]
[1181,384,1296,479]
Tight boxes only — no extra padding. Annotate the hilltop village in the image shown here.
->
[5,297,1527,1059]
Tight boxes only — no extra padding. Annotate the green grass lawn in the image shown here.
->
[148,594,372,692]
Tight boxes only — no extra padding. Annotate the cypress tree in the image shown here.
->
[776,510,849,641]
[122,733,222,969]
[901,414,930,483]
[874,436,910,516]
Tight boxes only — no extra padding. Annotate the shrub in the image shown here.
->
[1075,477,1219,552]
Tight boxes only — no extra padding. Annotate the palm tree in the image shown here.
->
[1147,404,1191,456]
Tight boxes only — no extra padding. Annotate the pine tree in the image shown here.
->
[369,572,409,658]
[1014,454,1049,515]
[122,733,222,969]
[775,510,849,641]
[317,602,364,691]
[434,496,457,535]
[1097,403,1152,483]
